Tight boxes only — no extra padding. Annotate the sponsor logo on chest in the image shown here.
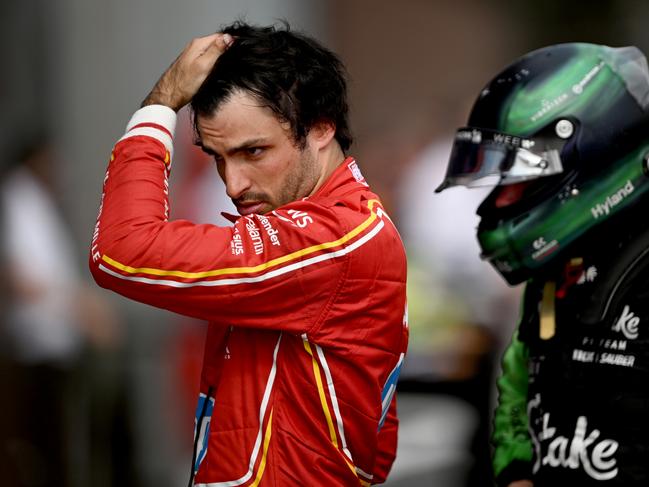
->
[612,304,639,339]
[571,304,640,368]
[529,394,619,481]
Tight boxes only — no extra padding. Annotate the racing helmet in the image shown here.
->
[436,43,649,285]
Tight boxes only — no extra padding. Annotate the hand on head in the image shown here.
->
[142,33,233,111]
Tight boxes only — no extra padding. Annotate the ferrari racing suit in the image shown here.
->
[89,105,409,486]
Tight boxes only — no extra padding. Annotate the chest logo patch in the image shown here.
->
[528,394,619,481]
[347,160,368,186]
[612,304,639,340]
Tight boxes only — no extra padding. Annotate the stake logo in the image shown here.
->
[612,304,639,340]
[528,395,619,481]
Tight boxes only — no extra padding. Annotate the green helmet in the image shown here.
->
[437,43,649,285]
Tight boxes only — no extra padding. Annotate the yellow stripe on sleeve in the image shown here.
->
[102,201,380,280]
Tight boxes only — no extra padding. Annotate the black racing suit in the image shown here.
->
[492,228,649,486]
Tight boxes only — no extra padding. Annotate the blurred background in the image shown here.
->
[1,0,648,485]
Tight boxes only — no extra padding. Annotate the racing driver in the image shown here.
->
[437,42,649,486]
[89,22,408,487]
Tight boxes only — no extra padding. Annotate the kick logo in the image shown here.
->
[528,394,619,481]
[612,304,639,340]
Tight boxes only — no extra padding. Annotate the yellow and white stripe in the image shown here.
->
[356,466,374,485]
[302,334,373,485]
[314,343,354,462]
[99,201,385,288]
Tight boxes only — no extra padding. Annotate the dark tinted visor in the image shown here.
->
[436,127,562,192]
[436,138,514,191]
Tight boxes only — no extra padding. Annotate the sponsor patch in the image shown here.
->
[245,216,264,255]
[528,394,619,481]
[348,160,368,186]
[591,180,634,219]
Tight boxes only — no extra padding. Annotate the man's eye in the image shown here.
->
[247,147,263,157]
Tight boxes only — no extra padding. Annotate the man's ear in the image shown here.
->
[307,120,336,149]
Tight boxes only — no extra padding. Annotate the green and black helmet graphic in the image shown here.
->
[437,43,649,285]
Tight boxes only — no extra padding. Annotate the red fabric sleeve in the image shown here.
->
[89,130,377,335]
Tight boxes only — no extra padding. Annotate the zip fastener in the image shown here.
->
[188,385,215,487]
[188,327,232,485]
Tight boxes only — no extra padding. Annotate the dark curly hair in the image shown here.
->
[191,21,353,153]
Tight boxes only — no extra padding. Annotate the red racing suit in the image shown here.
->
[89,105,409,486]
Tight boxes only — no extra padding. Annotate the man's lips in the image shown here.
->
[235,202,265,216]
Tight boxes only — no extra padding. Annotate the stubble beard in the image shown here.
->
[276,147,320,209]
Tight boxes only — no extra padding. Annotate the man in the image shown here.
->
[436,43,649,486]
[89,22,408,486]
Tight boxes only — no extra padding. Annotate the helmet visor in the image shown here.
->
[436,127,564,192]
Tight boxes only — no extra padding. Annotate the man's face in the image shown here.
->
[196,90,321,216]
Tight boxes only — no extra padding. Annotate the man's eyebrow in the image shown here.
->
[196,138,269,157]
[228,138,268,154]
[195,142,218,156]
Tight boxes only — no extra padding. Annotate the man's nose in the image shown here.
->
[223,163,252,200]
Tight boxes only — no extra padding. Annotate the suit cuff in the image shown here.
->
[118,105,177,155]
